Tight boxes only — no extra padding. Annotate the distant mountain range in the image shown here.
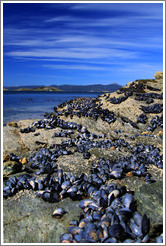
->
[3,83,122,93]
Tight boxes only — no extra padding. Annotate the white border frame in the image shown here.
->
[1,1,165,245]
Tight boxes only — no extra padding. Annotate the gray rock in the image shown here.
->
[3,126,25,155]
[134,181,163,226]
[3,190,82,243]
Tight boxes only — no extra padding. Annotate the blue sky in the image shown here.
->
[3,2,163,86]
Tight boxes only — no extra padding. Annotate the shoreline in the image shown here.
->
[3,77,163,243]
[3,92,102,127]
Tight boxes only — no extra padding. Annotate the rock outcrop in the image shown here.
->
[154,71,163,80]
[3,75,163,243]
[3,193,82,243]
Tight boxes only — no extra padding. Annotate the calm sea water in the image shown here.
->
[3,91,101,126]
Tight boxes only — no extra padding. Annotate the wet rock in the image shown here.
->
[57,152,91,176]
[134,181,163,226]
[3,191,82,243]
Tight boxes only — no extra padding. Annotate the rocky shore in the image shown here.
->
[3,73,163,243]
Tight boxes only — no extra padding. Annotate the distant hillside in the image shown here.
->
[4,85,44,91]
[4,83,122,93]
[34,86,62,91]
[17,86,62,92]
[4,86,61,92]
[53,83,121,92]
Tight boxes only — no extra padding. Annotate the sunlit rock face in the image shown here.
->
[154,71,163,80]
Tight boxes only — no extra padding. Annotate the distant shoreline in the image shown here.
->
[3,83,122,93]
[3,86,62,92]
[3,90,109,93]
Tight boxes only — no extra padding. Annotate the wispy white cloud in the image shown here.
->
[6,46,139,61]
[43,64,106,71]
[14,57,114,65]
[44,13,162,29]
[4,7,162,54]
[66,16,162,29]
[3,2,163,86]
[5,33,162,51]
[44,15,75,23]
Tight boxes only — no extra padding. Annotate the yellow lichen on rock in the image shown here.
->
[6,121,18,127]
[21,157,28,165]
[141,131,151,135]
[154,71,163,79]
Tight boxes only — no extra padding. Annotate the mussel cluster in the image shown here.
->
[53,97,116,124]
[137,114,148,124]
[107,89,134,104]
[20,107,116,134]
[7,152,21,161]
[146,115,163,132]
[4,86,163,243]
[3,174,34,198]
[53,130,74,138]
[29,148,58,174]
[3,137,163,243]
[134,92,163,105]
[141,104,163,114]
[20,127,35,133]
[131,144,163,169]
[109,96,128,104]
[124,91,133,97]
[147,85,160,91]
[59,151,163,243]
[4,142,163,199]
[90,143,163,181]
[146,98,154,104]
[134,92,163,102]
[59,127,130,155]
[121,116,139,129]
[21,118,131,156]
[20,117,82,133]
[117,81,145,94]
[35,117,81,130]
[61,184,151,243]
